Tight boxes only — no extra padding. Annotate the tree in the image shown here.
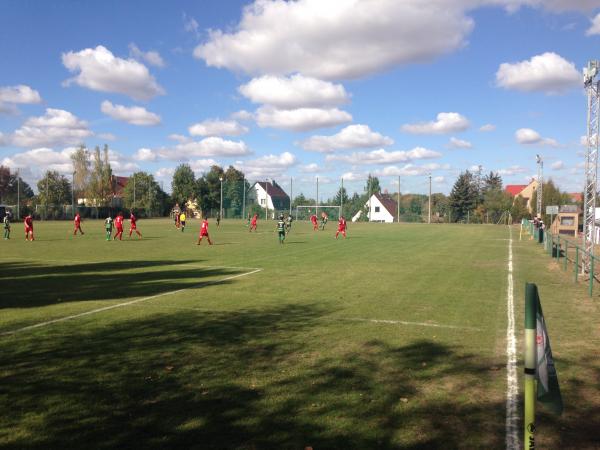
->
[530,179,572,224]
[482,189,513,223]
[0,165,34,204]
[171,164,196,205]
[88,145,113,205]
[196,165,225,214]
[449,170,478,222]
[70,145,90,201]
[365,174,381,195]
[483,171,503,192]
[36,171,72,206]
[332,186,349,206]
[223,166,247,217]
[122,171,165,214]
[292,193,313,208]
[511,195,529,223]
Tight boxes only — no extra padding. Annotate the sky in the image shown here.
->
[2,0,600,199]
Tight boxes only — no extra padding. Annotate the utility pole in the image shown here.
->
[72,171,76,219]
[340,177,344,217]
[133,174,136,208]
[583,60,600,274]
[45,174,49,220]
[242,177,246,220]
[368,174,371,222]
[289,177,293,216]
[397,175,400,223]
[219,176,224,220]
[536,154,543,219]
[16,170,20,219]
[265,179,269,220]
[428,173,432,224]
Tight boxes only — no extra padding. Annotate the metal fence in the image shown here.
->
[523,219,597,297]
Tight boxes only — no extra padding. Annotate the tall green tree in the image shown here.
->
[171,164,196,205]
[511,195,529,223]
[122,171,165,214]
[483,171,503,192]
[530,179,572,224]
[88,145,113,205]
[70,145,90,201]
[36,171,72,205]
[365,174,381,195]
[0,165,34,204]
[449,170,478,222]
[482,189,513,223]
[223,165,247,217]
[196,165,225,213]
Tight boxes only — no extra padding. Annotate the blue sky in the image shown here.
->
[2,0,600,199]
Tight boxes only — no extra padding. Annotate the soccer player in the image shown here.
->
[105,215,113,241]
[197,217,213,245]
[24,213,34,241]
[320,211,328,230]
[3,212,11,240]
[246,213,251,227]
[73,211,84,236]
[310,213,318,231]
[128,211,142,239]
[276,214,286,244]
[179,211,186,232]
[113,212,124,240]
[335,215,347,239]
[285,214,293,234]
[249,213,258,232]
[216,212,221,227]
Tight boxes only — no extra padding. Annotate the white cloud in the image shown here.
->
[0,85,42,104]
[341,171,366,181]
[194,0,475,80]
[183,12,200,39]
[97,132,116,141]
[129,43,165,68]
[239,74,349,108]
[515,128,558,146]
[495,52,580,94]
[168,134,191,143]
[235,151,297,179]
[155,167,175,178]
[479,124,496,132]
[231,110,254,121]
[100,100,161,126]
[255,106,351,132]
[133,148,157,162]
[190,159,220,173]
[449,137,472,148]
[497,165,528,176]
[62,45,165,101]
[374,162,450,177]
[299,163,320,173]
[401,112,470,135]
[144,137,251,161]
[1,147,75,173]
[433,176,445,183]
[301,124,393,152]
[325,147,441,164]
[551,160,565,170]
[587,13,600,35]
[10,108,92,148]
[188,119,249,137]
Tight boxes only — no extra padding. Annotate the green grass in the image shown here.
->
[0,219,598,449]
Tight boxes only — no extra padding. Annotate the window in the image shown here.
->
[375,206,380,212]
[260,199,265,205]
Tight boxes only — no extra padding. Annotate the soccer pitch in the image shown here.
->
[1,219,598,449]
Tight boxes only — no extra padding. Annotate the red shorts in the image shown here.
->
[116,227,123,232]
[25,226,32,232]
[130,224,137,230]
[338,227,345,232]
[200,231,208,237]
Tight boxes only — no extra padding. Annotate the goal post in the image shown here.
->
[295,205,341,221]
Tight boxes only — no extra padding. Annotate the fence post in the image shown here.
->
[564,241,568,271]
[556,235,560,262]
[575,246,579,283]
[589,255,594,298]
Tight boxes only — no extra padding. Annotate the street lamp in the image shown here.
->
[219,176,224,220]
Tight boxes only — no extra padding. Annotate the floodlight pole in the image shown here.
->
[428,173,432,224]
[72,171,75,219]
[536,154,543,219]
[16,169,20,219]
[583,60,600,274]
[242,176,246,220]
[133,174,136,207]
[316,176,319,219]
[289,177,293,216]
[219,176,223,219]
[340,177,344,217]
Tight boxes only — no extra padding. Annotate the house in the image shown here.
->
[77,175,129,207]
[505,179,538,213]
[352,192,398,223]
[247,181,290,213]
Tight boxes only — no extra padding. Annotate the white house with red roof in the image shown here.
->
[247,181,290,212]
[352,192,398,222]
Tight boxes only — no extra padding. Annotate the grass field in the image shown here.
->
[1,219,598,449]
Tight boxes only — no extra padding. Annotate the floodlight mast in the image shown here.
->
[582,60,600,274]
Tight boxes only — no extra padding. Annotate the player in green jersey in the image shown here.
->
[276,214,286,244]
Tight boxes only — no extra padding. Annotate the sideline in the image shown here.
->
[0,268,262,337]
[505,225,519,449]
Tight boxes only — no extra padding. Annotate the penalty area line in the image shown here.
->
[342,317,481,331]
[505,225,519,450]
[0,268,262,338]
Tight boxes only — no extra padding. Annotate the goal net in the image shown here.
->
[295,205,341,221]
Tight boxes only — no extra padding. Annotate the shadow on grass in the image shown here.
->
[0,301,544,450]
[0,260,244,308]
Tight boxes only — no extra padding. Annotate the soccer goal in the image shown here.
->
[295,205,341,221]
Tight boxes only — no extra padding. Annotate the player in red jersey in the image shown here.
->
[249,213,258,232]
[24,213,34,241]
[335,216,347,239]
[197,217,213,245]
[113,212,124,240]
[73,212,84,236]
[310,214,318,231]
[128,211,142,239]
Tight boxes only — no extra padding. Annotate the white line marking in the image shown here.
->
[505,225,519,450]
[344,317,481,331]
[0,268,262,337]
